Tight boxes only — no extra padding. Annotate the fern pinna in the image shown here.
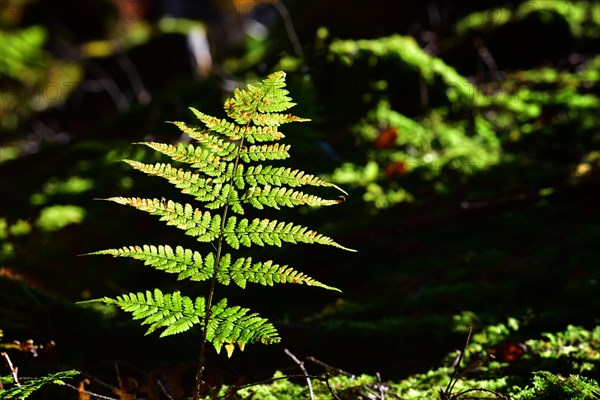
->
[82,71,354,398]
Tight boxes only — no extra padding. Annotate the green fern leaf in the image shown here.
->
[240,143,291,162]
[204,183,244,214]
[82,289,205,337]
[241,185,343,209]
[104,197,222,242]
[105,197,353,251]
[217,254,341,291]
[0,370,79,399]
[168,121,238,159]
[138,142,227,176]
[88,245,338,290]
[88,245,215,281]
[207,298,279,357]
[191,109,290,143]
[123,161,225,203]
[222,71,295,123]
[235,164,347,194]
[223,215,356,251]
[250,112,310,127]
[121,162,246,213]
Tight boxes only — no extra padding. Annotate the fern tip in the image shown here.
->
[75,297,110,305]
[338,244,358,252]
[332,184,349,196]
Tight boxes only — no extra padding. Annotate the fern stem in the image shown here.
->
[193,188,229,399]
[193,125,250,400]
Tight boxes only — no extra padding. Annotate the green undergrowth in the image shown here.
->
[1,317,598,398]
[199,324,600,399]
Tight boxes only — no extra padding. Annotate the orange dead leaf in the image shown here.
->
[489,341,527,363]
[385,162,408,178]
[112,388,136,400]
[112,377,137,400]
[78,378,91,400]
[374,127,398,149]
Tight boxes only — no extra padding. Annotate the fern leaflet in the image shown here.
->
[103,197,354,251]
[83,290,278,356]
[88,245,340,291]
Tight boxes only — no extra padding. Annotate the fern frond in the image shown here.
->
[223,71,295,123]
[105,197,222,242]
[235,164,347,194]
[241,185,343,210]
[217,253,341,291]
[83,289,205,337]
[137,142,227,176]
[249,112,310,127]
[103,197,354,251]
[239,143,291,162]
[203,183,244,214]
[223,215,356,251]
[144,126,292,165]
[191,109,288,143]
[168,121,239,159]
[206,298,280,357]
[88,245,215,282]
[123,160,225,203]
[122,161,245,213]
[88,72,354,380]
[89,246,339,291]
[0,370,80,399]
[123,161,345,211]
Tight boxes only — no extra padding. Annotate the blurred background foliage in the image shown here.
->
[0,0,599,398]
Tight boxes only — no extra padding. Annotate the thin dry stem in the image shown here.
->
[285,348,314,400]
[1,352,21,389]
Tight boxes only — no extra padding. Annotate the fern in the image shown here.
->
[0,371,79,399]
[82,71,354,400]
[0,330,79,399]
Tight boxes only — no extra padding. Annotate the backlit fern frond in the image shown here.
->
[0,370,80,399]
[123,161,345,212]
[104,197,352,251]
[83,291,278,355]
[222,71,300,123]
[84,72,354,385]
[248,112,309,127]
[215,253,341,291]
[88,245,215,282]
[84,289,204,337]
[122,161,241,214]
[240,185,343,209]
[206,298,280,357]
[105,197,222,242]
[139,142,227,176]
[191,110,289,143]
[233,164,346,193]
[240,143,291,162]
[90,245,340,291]
[223,215,354,250]
[168,121,238,160]
[123,161,224,203]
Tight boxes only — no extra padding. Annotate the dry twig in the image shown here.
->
[285,348,314,400]
[1,352,20,390]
